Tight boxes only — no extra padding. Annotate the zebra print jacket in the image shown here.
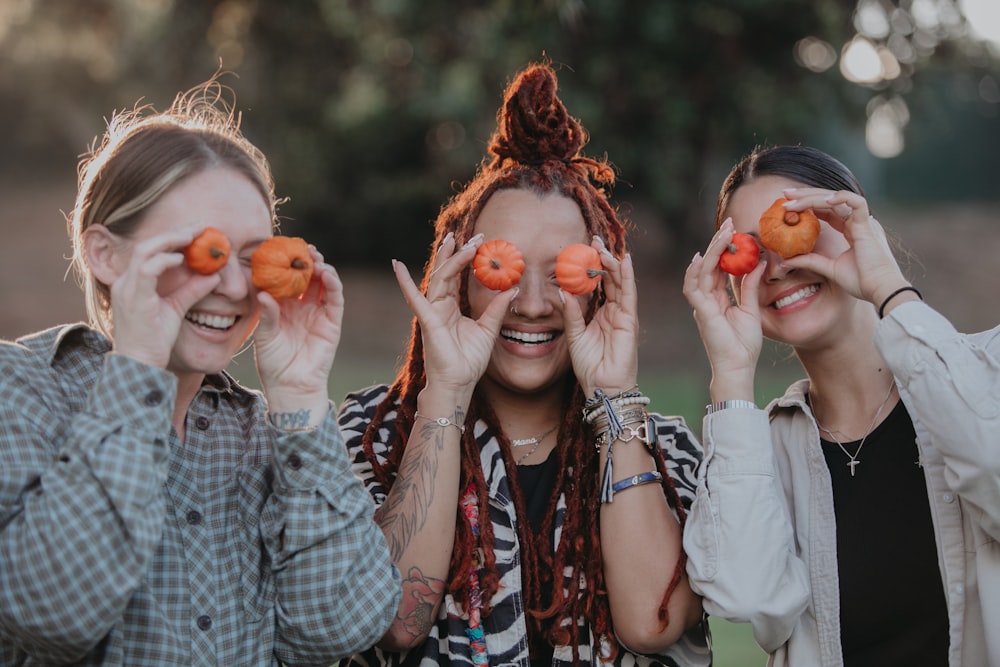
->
[338,384,712,667]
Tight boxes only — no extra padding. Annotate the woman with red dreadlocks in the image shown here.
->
[336,62,710,667]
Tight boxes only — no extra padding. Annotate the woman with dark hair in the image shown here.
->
[0,79,400,665]
[682,144,1000,666]
[338,62,710,666]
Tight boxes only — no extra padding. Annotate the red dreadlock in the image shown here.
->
[358,61,688,663]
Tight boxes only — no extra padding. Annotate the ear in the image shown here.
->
[82,225,123,287]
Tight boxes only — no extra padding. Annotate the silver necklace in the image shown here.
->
[512,425,558,465]
[815,381,895,477]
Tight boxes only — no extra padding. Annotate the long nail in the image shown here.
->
[463,233,484,249]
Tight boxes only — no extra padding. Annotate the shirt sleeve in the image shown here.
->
[0,353,174,663]
[682,406,810,653]
[875,300,1000,540]
[263,403,401,666]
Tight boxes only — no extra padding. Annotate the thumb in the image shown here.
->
[559,289,587,343]
[477,287,518,337]
[738,260,766,317]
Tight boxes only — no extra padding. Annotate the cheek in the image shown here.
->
[466,278,491,318]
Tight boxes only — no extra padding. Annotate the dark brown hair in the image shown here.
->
[359,62,686,661]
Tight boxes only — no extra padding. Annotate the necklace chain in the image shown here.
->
[512,425,558,465]
[814,381,895,478]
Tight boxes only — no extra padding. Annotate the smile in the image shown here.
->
[772,284,819,310]
[500,328,556,345]
[185,311,238,331]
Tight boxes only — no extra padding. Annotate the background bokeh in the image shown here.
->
[1,1,998,664]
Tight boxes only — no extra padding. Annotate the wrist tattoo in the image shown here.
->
[270,409,313,431]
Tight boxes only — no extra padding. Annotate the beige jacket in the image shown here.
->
[684,301,1000,666]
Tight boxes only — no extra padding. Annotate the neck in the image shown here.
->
[800,339,897,441]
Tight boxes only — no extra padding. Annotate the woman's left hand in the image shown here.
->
[562,237,639,396]
[253,245,343,408]
[781,188,907,305]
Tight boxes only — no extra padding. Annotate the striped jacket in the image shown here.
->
[338,384,712,667]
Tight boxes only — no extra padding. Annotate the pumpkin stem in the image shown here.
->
[291,258,308,269]
[210,247,226,259]
[489,258,502,269]
[725,242,738,254]
[783,211,801,225]
[585,268,608,278]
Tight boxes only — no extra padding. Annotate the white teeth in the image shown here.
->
[773,285,819,309]
[501,328,555,344]
[186,312,237,330]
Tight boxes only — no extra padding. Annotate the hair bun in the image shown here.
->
[487,63,586,167]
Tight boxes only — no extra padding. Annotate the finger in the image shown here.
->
[475,287,518,338]
[736,258,766,315]
[425,233,483,302]
[392,259,425,315]
[615,252,638,315]
[592,235,622,301]
[559,287,588,343]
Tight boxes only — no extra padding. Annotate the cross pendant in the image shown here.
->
[847,459,859,477]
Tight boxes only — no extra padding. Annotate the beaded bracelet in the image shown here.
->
[608,471,663,496]
[414,411,465,434]
[583,385,640,412]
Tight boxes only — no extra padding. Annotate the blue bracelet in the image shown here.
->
[610,471,663,494]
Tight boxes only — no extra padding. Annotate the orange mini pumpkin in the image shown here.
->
[251,236,315,300]
[472,239,525,291]
[758,197,821,258]
[184,227,231,275]
[555,243,605,295]
[718,232,760,276]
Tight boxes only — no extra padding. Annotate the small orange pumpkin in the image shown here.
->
[718,232,760,276]
[184,227,231,275]
[472,239,525,291]
[251,236,315,300]
[758,197,820,258]
[555,243,605,295]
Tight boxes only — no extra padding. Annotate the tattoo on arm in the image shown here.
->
[396,566,446,645]
[270,409,312,430]
[376,408,463,562]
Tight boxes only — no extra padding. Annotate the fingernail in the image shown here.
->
[557,288,566,304]
[438,232,454,250]
[463,233,484,249]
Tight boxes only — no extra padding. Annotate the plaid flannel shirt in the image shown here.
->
[0,324,400,666]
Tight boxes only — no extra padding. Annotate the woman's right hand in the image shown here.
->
[682,219,765,398]
[110,226,220,369]
[392,232,516,403]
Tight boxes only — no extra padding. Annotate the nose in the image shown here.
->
[510,269,557,318]
[762,247,794,282]
[212,255,251,300]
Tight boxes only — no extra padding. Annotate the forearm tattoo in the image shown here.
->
[396,566,446,644]
[376,408,463,562]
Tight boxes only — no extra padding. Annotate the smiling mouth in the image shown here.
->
[185,311,239,331]
[500,328,557,345]
[771,284,819,310]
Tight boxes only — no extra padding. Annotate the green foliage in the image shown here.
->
[0,0,995,268]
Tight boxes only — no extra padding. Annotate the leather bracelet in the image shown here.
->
[609,471,663,494]
[878,285,922,318]
[705,399,758,414]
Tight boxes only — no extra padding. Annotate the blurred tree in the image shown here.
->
[0,0,995,266]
